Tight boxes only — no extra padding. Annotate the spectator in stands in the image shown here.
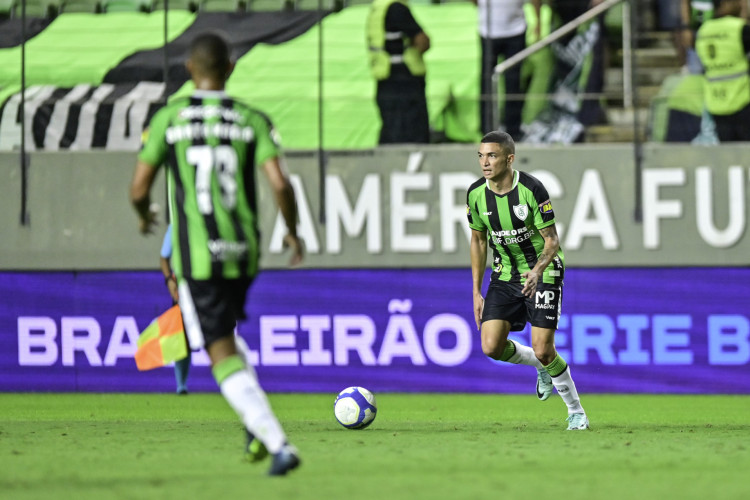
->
[547,0,608,129]
[474,0,541,139]
[367,0,431,144]
[548,0,603,31]
[694,0,750,141]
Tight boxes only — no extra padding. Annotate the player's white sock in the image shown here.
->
[545,354,584,415]
[213,355,287,454]
[502,339,544,370]
[234,334,255,367]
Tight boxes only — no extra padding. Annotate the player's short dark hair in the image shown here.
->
[189,32,231,80]
[481,131,515,155]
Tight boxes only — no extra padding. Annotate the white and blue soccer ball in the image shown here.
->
[334,386,377,429]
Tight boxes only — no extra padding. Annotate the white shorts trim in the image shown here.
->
[177,280,204,350]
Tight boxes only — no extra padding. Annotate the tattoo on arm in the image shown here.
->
[535,225,560,271]
[538,225,557,240]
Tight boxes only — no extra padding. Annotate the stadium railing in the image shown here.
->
[490,0,631,129]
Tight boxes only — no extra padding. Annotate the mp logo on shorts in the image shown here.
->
[513,204,528,221]
[535,290,557,310]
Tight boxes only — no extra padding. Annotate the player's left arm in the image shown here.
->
[263,157,303,267]
[521,223,560,298]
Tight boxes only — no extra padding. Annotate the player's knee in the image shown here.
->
[534,346,555,365]
[481,339,503,360]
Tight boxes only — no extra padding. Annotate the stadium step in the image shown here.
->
[594,26,681,143]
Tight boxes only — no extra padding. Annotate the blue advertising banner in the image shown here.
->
[1,268,748,394]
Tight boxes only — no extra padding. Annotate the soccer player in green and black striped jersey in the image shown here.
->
[130,32,303,474]
[467,131,588,430]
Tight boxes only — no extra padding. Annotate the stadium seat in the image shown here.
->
[341,0,369,7]
[198,0,245,11]
[151,0,197,11]
[292,0,335,10]
[0,0,16,18]
[102,0,148,11]
[13,0,56,17]
[59,0,101,12]
[245,0,284,11]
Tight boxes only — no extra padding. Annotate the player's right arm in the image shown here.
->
[470,228,487,331]
[130,160,159,234]
[263,157,303,267]
[131,109,170,235]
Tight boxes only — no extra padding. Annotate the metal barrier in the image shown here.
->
[490,0,630,130]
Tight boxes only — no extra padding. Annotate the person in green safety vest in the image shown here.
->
[366,0,431,144]
[677,0,747,73]
[695,0,750,141]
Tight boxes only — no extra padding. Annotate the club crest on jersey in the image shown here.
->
[513,204,529,221]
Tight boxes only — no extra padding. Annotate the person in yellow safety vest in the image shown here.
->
[473,0,541,139]
[678,0,747,73]
[695,0,750,141]
[522,1,554,125]
[366,0,431,144]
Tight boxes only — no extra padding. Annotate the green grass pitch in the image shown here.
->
[1,393,749,500]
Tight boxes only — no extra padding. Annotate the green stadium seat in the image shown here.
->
[0,0,16,18]
[150,0,197,11]
[293,0,335,10]
[11,0,52,18]
[198,0,244,11]
[341,0,369,7]
[245,0,284,11]
[102,0,148,11]
[13,0,56,17]
[59,0,101,12]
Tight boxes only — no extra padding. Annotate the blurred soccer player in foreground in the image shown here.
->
[130,32,304,475]
[466,131,588,430]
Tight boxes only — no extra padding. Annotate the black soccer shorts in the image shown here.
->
[481,279,562,331]
[178,277,253,349]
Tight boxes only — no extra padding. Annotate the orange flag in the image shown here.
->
[135,305,188,371]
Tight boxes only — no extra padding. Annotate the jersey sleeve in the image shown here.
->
[530,182,556,229]
[253,113,281,166]
[466,189,486,232]
[137,107,170,168]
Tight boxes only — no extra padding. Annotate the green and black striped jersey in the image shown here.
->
[139,90,280,281]
[466,170,564,285]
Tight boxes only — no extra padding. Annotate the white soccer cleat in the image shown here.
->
[536,369,553,401]
[566,413,590,431]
